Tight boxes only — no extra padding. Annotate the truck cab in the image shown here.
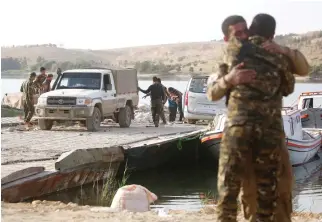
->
[35,68,139,131]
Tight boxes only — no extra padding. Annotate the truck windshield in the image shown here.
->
[56,72,101,90]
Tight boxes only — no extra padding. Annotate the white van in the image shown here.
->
[183,75,226,124]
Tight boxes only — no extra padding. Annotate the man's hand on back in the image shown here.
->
[225,62,257,86]
[261,41,288,54]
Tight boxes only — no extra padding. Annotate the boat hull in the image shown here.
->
[287,136,321,166]
[200,132,321,167]
[199,132,222,167]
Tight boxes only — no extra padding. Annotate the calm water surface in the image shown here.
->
[38,154,322,213]
[1,78,322,106]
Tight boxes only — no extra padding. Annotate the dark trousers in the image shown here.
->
[23,100,35,122]
[177,99,184,121]
[168,106,177,122]
[151,99,166,126]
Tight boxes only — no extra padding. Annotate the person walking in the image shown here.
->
[138,76,166,127]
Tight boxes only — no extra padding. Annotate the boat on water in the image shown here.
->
[296,91,322,129]
[200,107,322,166]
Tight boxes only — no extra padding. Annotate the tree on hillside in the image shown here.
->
[1,57,22,71]
[189,67,194,73]
[36,56,45,63]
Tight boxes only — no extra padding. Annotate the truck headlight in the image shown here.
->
[77,98,92,105]
[37,97,47,105]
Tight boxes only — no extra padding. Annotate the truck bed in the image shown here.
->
[111,69,138,95]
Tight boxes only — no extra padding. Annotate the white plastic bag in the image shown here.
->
[110,184,158,212]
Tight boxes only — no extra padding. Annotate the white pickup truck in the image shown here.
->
[34,68,139,131]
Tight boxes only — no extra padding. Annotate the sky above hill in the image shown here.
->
[1,0,322,49]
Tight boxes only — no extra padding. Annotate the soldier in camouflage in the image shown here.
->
[22,72,37,126]
[20,72,36,93]
[34,66,48,94]
[207,14,308,222]
[237,14,296,222]
[207,15,308,222]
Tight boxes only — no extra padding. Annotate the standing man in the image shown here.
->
[142,77,168,124]
[167,87,184,122]
[138,76,166,127]
[22,72,37,126]
[41,74,54,94]
[157,78,169,124]
[34,67,48,94]
[207,15,308,222]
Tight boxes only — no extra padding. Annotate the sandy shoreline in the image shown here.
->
[2,201,322,222]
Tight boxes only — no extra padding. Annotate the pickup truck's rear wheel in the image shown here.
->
[118,105,131,128]
[38,119,53,130]
[86,107,101,131]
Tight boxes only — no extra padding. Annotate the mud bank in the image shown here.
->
[2,201,321,222]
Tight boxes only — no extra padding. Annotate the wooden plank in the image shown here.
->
[55,146,124,171]
[1,167,45,185]
[123,129,207,149]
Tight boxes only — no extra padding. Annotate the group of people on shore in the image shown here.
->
[20,67,54,126]
[17,13,311,221]
[138,76,184,127]
[206,13,309,222]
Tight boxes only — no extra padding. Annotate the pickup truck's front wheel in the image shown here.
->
[118,105,131,128]
[86,107,101,131]
[38,119,53,130]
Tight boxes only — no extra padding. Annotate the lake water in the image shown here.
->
[37,154,322,213]
[1,78,322,106]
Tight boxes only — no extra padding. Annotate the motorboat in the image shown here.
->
[295,91,322,129]
[200,107,322,166]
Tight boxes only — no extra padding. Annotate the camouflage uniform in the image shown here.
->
[34,74,47,94]
[215,35,294,222]
[240,140,293,222]
[207,39,308,222]
[22,77,36,122]
[20,80,27,92]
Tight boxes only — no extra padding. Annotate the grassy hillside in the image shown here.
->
[2,31,322,75]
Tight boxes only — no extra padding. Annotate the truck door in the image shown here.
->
[102,74,117,115]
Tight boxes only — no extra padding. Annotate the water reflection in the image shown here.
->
[292,154,322,213]
[36,154,322,213]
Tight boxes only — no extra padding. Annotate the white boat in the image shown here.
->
[200,108,322,166]
[282,108,321,165]
[293,91,322,129]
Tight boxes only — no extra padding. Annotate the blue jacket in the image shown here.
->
[168,99,177,108]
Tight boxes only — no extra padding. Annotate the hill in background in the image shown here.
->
[2,30,322,76]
